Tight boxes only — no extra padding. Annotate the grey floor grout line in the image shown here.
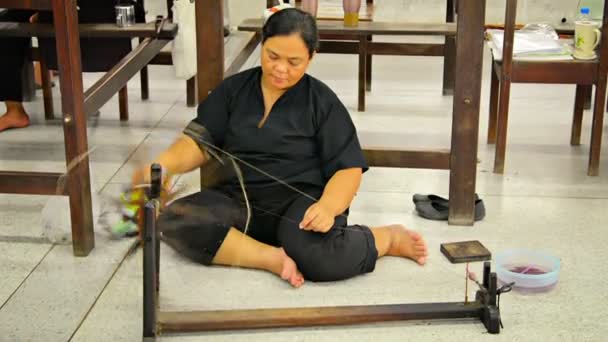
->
[0,244,55,312]
[67,241,139,342]
[0,236,55,244]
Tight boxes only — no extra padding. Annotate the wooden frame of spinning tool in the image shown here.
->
[141,165,503,341]
[140,0,490,338]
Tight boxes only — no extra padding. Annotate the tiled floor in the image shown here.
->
[2,2,608,341]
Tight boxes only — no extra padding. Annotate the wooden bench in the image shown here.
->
[239,16,457,111]
[0,7,177,256]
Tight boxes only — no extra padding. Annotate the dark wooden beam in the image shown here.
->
[509,61,598,84]
[448,0,486,225]
[149,51,173,65]
[0,0,51,10]
[0,172,65,195]
[239,18,457,36]
[84,38,171,116]
[318,41,445,56]
[363,149,450,169]
[158,303,483,332]
[369,42,444,56]
[0,22,178,39]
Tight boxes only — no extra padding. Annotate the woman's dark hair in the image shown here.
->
[262,8,319,58]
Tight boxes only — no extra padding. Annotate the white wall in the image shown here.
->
[148,1,597,30]
[226,0,592,28]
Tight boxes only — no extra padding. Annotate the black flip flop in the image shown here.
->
[414,196,485,221]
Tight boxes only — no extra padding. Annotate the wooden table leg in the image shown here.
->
[40,55,55,120]
[571,84,590,146]
[358,35,367,111]
[140,67,150,100]
[443,0,456,95]
[140,38,150,100]
[187,76,197,107]
[52,0,95,255]
[448,0,486,225]
[487,61,499,144]
[366,35,372,92]
[196,0,224,103]
[588,77,607,176]
[119,86,129,121]
[196,0,225,188]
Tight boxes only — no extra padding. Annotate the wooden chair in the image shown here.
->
[488,0,607,176]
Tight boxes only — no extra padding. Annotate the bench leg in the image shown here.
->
[571,85,590,146]
[40,56,55,120]
[358,35,367,111]
[366,35,372,92]
[487,63,499,144]
[187,76,197,107]
[119,86,129,121]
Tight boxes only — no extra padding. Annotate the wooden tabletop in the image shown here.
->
[0,22,178,39]
[240,18,456,36]
[0,0,52,10]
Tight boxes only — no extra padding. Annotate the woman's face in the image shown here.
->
[261,33,313,91]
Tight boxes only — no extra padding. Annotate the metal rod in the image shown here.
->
[158,302,484,332]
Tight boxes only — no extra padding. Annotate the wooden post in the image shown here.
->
[119,86,129,121]
[492,0,516,174]
[358,34,367,111]
[40,55,55,119]
[196,0,224,104]
[52,0,95,255]
[587,0,608,176]
[443,0,456,95]
[196,0,225,188]
[448,0,486,225]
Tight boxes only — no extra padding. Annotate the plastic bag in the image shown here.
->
[40,165,101,244]
[171,0,197,79]
[519,23,560,41]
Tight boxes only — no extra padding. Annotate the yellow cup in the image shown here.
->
[344,12,360,27]
[574,21,601,59]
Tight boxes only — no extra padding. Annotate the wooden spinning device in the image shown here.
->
[141,165,506,341]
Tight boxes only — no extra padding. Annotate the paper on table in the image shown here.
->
[487,29,566,56]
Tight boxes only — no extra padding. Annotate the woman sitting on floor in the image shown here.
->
[133,8,428,288]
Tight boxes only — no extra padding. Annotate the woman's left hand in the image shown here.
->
[299,202,335,233]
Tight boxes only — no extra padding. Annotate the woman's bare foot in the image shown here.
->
[386,225,428,265]
[268,247,305,288]
[0,103,30,132]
